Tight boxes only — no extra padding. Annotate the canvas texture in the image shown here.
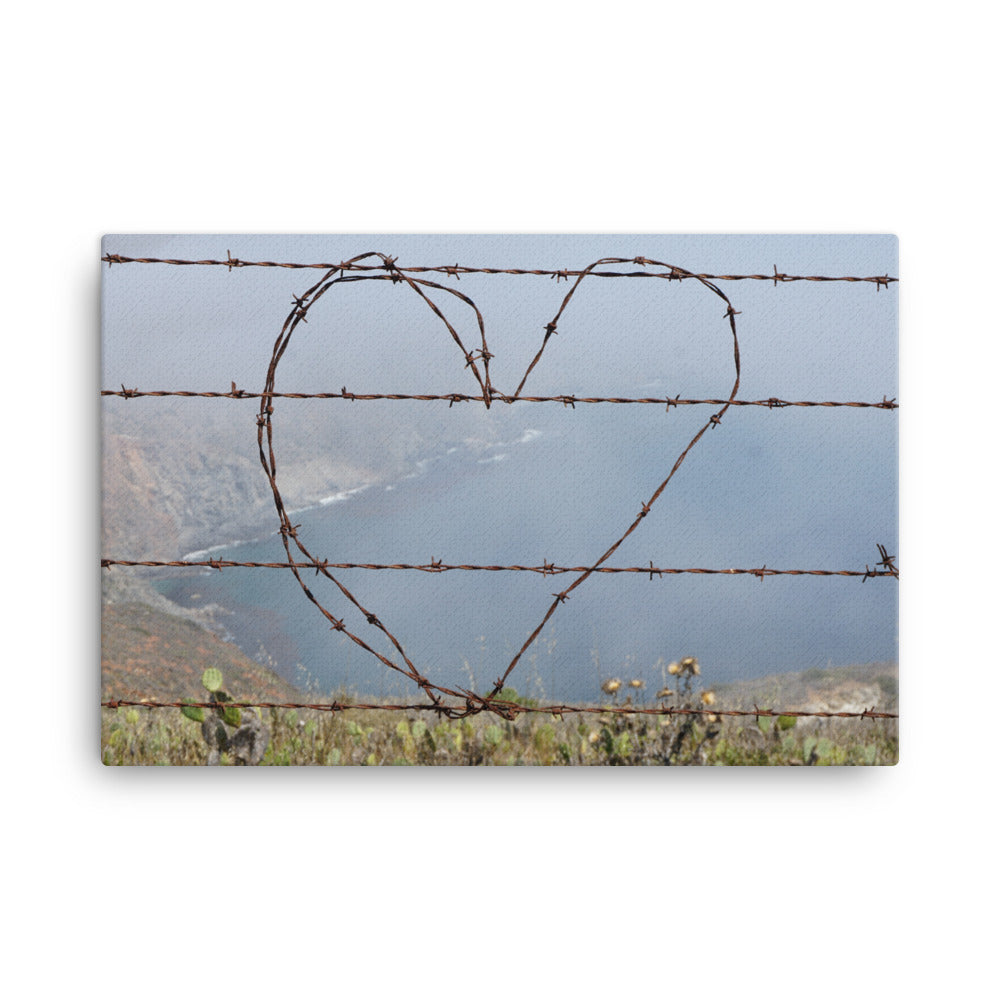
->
[100,235,898,765]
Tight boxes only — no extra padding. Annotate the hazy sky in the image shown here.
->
[103,233,896,396]
[102,234,897,694]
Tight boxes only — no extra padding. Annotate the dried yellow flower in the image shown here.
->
[629,678,645,689]
[700,690,716,706]
[601,678,622,695]
[667,661,681,675]
[656,687,674,699]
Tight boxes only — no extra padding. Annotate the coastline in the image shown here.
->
[105,430,543,682]
[178,482,378,562]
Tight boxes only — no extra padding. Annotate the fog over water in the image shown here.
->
[104,233,899,701]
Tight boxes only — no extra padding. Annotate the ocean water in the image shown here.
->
[155,401,898,702]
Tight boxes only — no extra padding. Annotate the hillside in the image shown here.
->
[101,575,301,704]
[101,402,390,561]
[715,661,898,717]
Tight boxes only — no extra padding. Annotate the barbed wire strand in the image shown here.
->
[101,548,899,581]
[101,253,897,289]
[103,387,899,408]
[100,698,898,721]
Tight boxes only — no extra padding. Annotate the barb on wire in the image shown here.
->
[864,543,899,581]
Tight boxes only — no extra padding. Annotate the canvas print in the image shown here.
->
[100,234,898,765]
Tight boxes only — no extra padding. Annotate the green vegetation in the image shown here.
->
[101,658,898,766]
[176,669,269,765]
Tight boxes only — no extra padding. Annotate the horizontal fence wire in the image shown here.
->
[102,252,897,289]
[102,251,898,722]
[101,549,899,581]
[103,387,899,409]
[100,699,897,721]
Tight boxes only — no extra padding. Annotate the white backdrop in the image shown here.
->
[7,2,993,997]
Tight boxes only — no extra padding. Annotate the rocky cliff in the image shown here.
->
[101,403,387,561]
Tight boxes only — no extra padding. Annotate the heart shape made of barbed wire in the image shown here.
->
[257,253,741,718]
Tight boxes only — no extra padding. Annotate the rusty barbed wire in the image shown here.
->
[101,252,897,289]
[103,249,898,725]
[102,386,899,409]
[100,546,899,580]
[100,698,898,721]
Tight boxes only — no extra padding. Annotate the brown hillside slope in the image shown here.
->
[102,601,301,704]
